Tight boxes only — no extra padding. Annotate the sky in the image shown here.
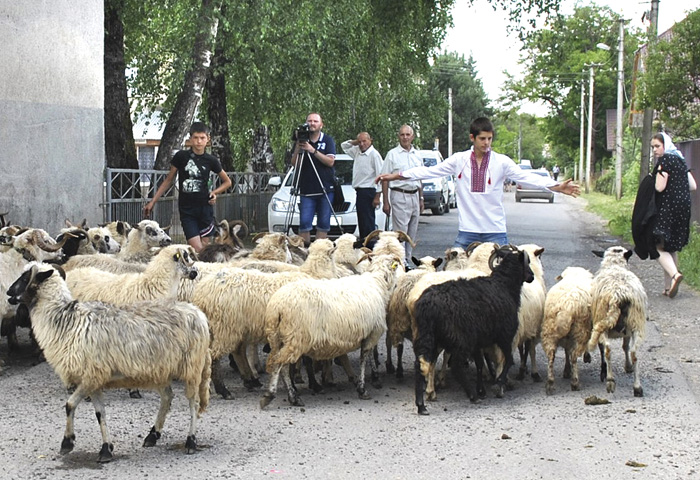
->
[442,0,700,114]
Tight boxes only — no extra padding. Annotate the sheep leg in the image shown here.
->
[336,354,357,385]
[248,343,265,375]
[622,336,634,373]
[516,341,529,380]
[426,360,438,401]
[628,333,643,397]
[357,346,372,399]
[545,346,556,395]
[529,340,541,382]
[368,348,382,389]
[143,386,173,448]
[562,348,572,379]
[601,333,616,393]
[185,385,200,454]
[61,383,90,456]
[597,342,607,383]
[384,335,395,374]
[568,348,580,392]
[493,343,514,399]
[303,356,324,393]
[395,342,404,379]
[211,357,234,400]
[414,357,429,415]
[232,344,261,390]
[322,359,336,387]
[452,352,478,402]
[435,350,449,390]
[282,362,304,406]
[260,363,283,409]
[89,391,115,463]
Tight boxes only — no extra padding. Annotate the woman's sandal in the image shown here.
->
[668,272,684,299]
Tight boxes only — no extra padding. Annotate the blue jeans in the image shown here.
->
[299,193,334,233]
[454,231,508,248]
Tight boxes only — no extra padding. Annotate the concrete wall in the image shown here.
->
[0,1,104,235]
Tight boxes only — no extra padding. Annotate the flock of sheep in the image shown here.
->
[0,213,649,462]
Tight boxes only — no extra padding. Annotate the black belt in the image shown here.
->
[390,187,419,194]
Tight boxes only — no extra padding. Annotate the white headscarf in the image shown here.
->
[660,132,685,159]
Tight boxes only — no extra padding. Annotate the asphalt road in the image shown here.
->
[1,191,700,479]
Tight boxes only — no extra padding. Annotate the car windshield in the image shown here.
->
[284,159,353,187]
[423,157,438,167]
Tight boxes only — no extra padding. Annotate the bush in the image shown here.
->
[594,170,615,195]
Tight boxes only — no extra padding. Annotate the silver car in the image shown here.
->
[514,169,554,203]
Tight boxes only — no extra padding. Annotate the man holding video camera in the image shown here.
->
[292,112,337,245]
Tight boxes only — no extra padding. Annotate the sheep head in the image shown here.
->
[593,246,633,268]
[7,263,63,307]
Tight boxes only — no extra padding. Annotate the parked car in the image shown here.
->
[417,150,450,215]
[267,154,389,237]
[514,168,554,203]
[446,175,457,209]
[519,159,533,169]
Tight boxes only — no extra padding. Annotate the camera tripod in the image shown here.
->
[284,148,345,238]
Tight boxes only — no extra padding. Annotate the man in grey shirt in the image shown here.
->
[341,132,384,243]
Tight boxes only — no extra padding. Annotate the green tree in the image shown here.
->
[425,52,492,157]
[642,8,700,139]
[502,6,643,175]
[492,112,548,167]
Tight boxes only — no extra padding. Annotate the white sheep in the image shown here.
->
[512,243,547,382]
[62,253,147,274]
[1,229,70,353]
[101,220,132,248]
[384,255,443,378]
[333,233,369,275]
[587,246,648,397]
[183,238,340,399]
[117,219,172,263]
[6,262,212,462]
[541,266,594,395]
[260,253,402,408]
[66,245,198,305]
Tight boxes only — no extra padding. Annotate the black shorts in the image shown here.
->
[179,205,215,240]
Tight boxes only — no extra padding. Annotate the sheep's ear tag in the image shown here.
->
[391,261,400,271]
[174,252,180,261]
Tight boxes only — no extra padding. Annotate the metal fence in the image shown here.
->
[103,168,283,241]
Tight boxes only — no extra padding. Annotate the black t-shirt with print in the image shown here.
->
[171,149,223,207]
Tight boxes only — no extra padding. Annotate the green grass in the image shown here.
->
[582,191,700,289]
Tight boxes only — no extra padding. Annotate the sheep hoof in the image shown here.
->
[244,378,262,390]
[129,389,142,399]
[358,389,371,400]
[290,396,304,407]
[417,405,429,416]
[477,388,487,399]
[259,394,275,409]
[143,427,161,447]
[570,382,580,392]
[624,363,634,374]
[515,370,525,381]
[562,368,572,379]
[493,384,506,399]
[185,435,198,454]
[531,372,542,383]
[583,352,591,363]
[606,379,616,393]
[634,387,644,397]
[215,385,235,400]
[97,442,114,463]
[60,435,75,454]
[546,382,555,395]
[599,367,607,383]
[385,363,395,374]
[426,391,437,402]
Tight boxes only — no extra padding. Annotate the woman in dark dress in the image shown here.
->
[651,132,697,298]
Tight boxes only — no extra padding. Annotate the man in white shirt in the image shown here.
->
[341,132,384,243]
[377,117,580,248]
[380,125,424,262]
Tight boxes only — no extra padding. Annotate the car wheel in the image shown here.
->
[444,196,450,213]
[549,197,554,203]
[431,196,447,216]
[515,195,521,203]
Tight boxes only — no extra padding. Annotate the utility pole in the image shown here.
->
[615,17,628,200]
[585,64,601,194]
[579,77,585,184]
[448,88,453,157]
[640,0,659,181]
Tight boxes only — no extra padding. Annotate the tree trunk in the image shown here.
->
[206,37,233,171]
[104,0,138,170]
[249,124,275,173]
[154,0,221,169]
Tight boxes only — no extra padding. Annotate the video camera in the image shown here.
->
[292,122,311,143]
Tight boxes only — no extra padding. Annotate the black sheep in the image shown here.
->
[412,249,534,415]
